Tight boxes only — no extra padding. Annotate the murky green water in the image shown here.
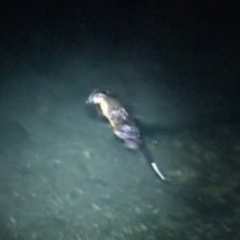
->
[0,45,239,240]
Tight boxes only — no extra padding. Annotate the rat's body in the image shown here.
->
[86,89,165,180]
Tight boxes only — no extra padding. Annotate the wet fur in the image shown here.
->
[86,90,141,150]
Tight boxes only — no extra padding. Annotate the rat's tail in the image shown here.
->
[141,145,166,181]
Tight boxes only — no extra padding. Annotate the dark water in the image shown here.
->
[0,1,239,240]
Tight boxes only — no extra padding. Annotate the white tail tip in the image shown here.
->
[151,162,166,180]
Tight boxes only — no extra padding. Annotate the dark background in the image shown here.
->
[0,0,239,122]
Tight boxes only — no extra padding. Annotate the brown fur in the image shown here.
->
[90,94,129,130]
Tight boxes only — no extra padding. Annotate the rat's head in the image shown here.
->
[86,89,110,105]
